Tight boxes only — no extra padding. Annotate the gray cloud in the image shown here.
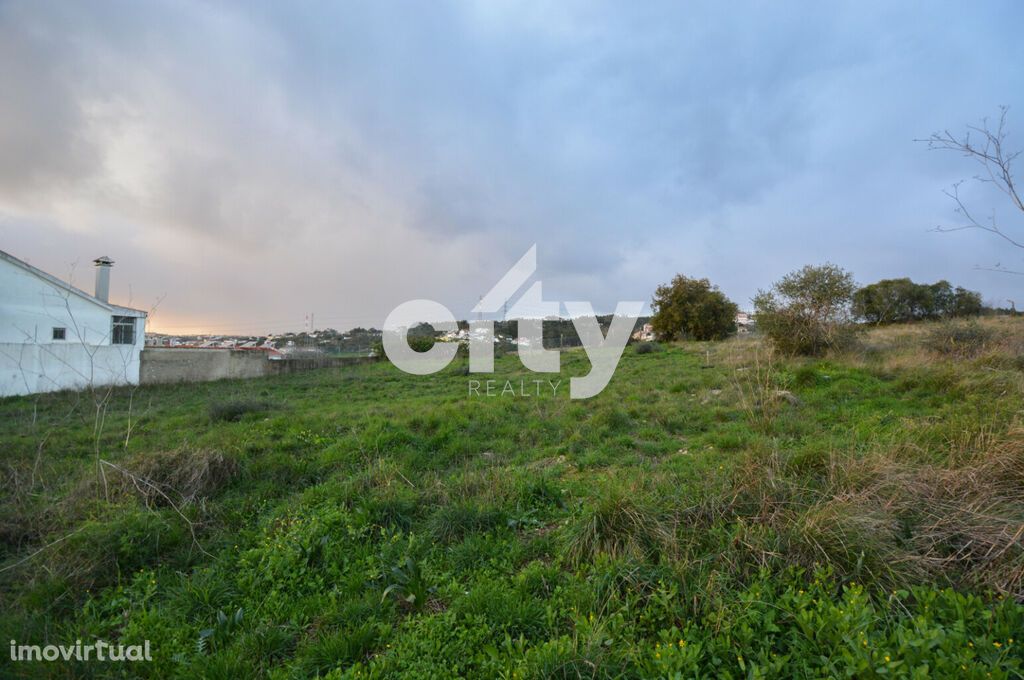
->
[1,0,1022,332]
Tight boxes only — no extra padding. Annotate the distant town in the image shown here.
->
[144,326,384,357]
[143,314,670,357]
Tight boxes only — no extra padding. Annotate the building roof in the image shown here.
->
[0,249,147,317]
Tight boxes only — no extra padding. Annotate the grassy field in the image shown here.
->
[2,318,1024,678]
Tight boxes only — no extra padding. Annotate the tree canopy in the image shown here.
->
[650,275,738,341]
[853,279,983,324]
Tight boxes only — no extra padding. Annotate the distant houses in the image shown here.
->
[735,311,755,334]
[630,313,755,343]
[631,323,655,342]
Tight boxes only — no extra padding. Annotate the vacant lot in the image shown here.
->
[2,318,1024,678]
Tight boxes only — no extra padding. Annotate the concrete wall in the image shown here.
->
[140,348,270,384]
[267,355,376,375]
[0,255,146,397]
[140,348,376,385]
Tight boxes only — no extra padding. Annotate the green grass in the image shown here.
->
[2,321,1024,677]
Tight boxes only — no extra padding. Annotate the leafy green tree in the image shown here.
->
[650,275,738,341]
[950,286,983,317]
[754,264,856,355]
[853,278,984,324]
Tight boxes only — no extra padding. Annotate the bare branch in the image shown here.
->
[919,106,1024,262]
[973,264,1024,276]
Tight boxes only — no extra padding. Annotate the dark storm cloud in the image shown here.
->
[0,0,1022,332]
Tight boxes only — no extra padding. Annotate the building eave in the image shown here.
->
[0,249,147,316]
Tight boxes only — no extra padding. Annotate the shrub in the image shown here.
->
[208,398,274,422]
[924,320,997,358]
[754,263,857,356]
[407,335,436,353]
[650,274,738,341]
[634,341,661,354]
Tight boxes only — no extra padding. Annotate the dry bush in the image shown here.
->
[71,448,239,510]
[976,327,1024,371]
[923,321,998,359]
[0,462,54,552]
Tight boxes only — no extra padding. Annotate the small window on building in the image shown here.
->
[112,316,136,345]
[52,327,66,341]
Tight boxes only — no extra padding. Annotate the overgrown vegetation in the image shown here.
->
[633,341,661,355]
[2,317,1024,677]
[755,263,858,356]
[924,320,998,358]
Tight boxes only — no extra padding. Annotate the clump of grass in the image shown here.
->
[923,320,996,359]
[517,475,566,510]
[731,348,791,432]
[208,398,275,422]
[427,503,506,543]
[784,497,909,585]
[792,364,819,387]
[452,579,547,639]
[357,486,419,531]
[899,429,1024,595]
[296,623,380,675]
[239,625,298,668]
[634,341,662,355]
[564,487,676,567]
[591,407,634,433]
[520,619,626,679]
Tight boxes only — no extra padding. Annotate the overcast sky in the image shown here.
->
[2,1,1022,334]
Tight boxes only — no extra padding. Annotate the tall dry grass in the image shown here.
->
[716,428,1024,597]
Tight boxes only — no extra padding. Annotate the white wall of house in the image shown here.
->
[0,253,147,397]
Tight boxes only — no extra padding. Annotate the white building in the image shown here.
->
[631,323,655,342]
[0,251,147,397]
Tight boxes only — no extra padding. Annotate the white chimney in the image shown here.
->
[93,256,114,302]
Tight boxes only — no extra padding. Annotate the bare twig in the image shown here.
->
[919,106,1024,270]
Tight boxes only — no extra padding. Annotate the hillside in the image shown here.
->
[2,318,1023,678]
